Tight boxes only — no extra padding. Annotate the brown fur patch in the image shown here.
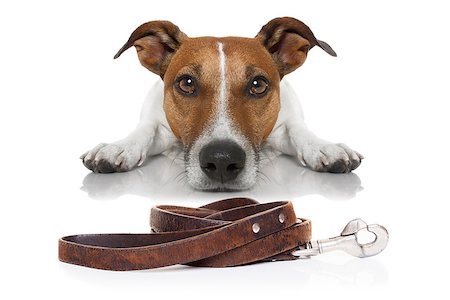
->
[162,37,281,149]
[221,38,280,147]
[163,37,221,147]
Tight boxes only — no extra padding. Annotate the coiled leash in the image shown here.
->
[58,198,388,271]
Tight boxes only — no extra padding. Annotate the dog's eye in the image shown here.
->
[176,76,197,95]
[249,77,269,96]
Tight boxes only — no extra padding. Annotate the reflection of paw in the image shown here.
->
[299,168,363,200]
[80,141,148,173]
[80,154,186,200]
[298,143,363,173]
[80,168,145,200]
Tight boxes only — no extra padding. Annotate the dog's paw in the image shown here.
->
[297,143,363,173]
[80,142,148,173]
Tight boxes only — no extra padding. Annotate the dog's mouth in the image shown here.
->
[184,138,259,191]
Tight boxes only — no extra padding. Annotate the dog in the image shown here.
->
[81,17,363,191]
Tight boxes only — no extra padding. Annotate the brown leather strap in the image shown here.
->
[59,198,311,271]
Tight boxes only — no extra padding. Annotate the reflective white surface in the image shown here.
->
[1,1,449,299]
[81,154,363,202]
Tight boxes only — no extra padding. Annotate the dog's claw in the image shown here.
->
[80,152,88,160]
[320,155,329,166]
[350,152,359,161]
[298,153,307,167]
[115,154,124,166]
[137,152,146,167]
[356,151,364,160]
[344,156,350,165]
[85,152,93,161]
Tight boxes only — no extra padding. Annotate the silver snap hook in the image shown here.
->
[292,218,389,258]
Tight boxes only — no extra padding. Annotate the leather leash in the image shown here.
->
[59,198,311,271]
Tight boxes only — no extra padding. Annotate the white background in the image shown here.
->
[1,0,449,298]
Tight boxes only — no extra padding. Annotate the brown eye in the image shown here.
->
[176,76,197,96]
[249,77,269,96]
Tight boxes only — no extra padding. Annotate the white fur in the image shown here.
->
[81,81,176,172]
[217,42,227,123]
[82,73,361,187]
[266,80,362,170]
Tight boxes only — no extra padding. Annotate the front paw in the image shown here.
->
[298,143,363,173]
[80,142,147,173]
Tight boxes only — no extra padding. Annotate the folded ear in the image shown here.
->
[114,21,187,78]
[255,17,336,77]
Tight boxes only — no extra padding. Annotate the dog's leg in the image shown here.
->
[270,80,363,173]
[284,120,363,173]
[81,122,171,173]
[81,81,175,173]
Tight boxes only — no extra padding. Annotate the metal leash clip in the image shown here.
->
[293,219,389,258]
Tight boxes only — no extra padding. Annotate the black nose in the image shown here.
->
[199,140,246,183]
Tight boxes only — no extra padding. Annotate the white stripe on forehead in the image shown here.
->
[217,42,228,126]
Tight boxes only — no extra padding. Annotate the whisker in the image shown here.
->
[173,170,187,183]
[176,175,187,185]
[257,167,271,182]
[254,175,264,188]
[167,154,178,170]
[256,172,268,185]
[163,146,185,169]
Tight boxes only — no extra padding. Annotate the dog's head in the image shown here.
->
[114,17,336,190]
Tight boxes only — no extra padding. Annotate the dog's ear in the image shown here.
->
[256,17,336,77]
[114,21,187,78]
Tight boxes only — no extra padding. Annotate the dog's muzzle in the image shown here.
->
[199,140,246,183]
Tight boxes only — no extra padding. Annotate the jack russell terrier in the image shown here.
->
[81,17,363,191]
